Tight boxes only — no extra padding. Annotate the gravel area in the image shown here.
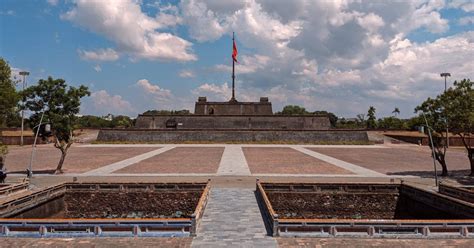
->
[115,147,224,174]
[242,147,352,174]
[1,238,192,247]
[4,145,157,174]
[308,146,470,176]
[277,238,474,248]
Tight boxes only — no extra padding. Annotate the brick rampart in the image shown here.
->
[97,129,368,143]
[135,115,331,130]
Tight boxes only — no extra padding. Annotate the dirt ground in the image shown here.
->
[1,237,192,248]
[277,238,474,248]
[63,191,202,218]
[115,147,224,174]
[267,192,399,219]
[242,147,353,174]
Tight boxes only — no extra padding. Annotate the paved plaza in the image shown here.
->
[4,143,471,178]
[2,143,474,247]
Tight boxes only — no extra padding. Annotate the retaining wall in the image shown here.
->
[97,129,369,143]
[385,134,473,147]
[135,115,331,130]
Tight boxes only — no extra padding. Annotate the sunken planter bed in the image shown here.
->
[0,182,210,237]
[256,181,474,238]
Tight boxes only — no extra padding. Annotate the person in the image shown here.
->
[0,156,6,183]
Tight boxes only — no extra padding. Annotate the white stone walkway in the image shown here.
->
[191,187,277,248]
[292,146,386,177]
[217,145,251,176]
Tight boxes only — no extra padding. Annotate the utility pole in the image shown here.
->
[19,71,29,146]
[440,72,451,148]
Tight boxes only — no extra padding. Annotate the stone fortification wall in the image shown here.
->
[194,97,273,115]
[135,115,331,130]
[97,129,368,143]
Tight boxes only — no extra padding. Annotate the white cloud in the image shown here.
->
[63,0,196,62]
[449,0,474,12]
[459,16,474,25]
[93,65,101,72]
[47,0,59,6]
[86,90,134,115]
[357,13,385,33]
[136,79,173,103]
[178,69,195,78]
[192,83,231,101]
[78,48,119,62]
[215,54,270,74]
[0,10,15,16]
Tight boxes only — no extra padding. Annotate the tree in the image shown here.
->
[442,79,474,175]
[415,97,449,176]
[277,105,309,115]
[367,106,377,129]
[377,117,406,130]
[111,115,133,128]
[392,107,400,116]
[0,58,19,127]
[22,77,90,174]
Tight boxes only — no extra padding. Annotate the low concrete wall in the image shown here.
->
[135,115,331,130]
[97,129,368,143]
[0,136,45,146]
[385,134,473,147]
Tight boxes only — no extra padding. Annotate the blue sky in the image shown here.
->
[1,0,473,118]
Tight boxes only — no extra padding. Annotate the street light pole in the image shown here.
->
[440,72,451,148]
[19,71,29,146]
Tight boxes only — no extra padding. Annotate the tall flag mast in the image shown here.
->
[231,32,238,102]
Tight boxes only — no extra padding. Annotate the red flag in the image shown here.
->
[232,39,238,63]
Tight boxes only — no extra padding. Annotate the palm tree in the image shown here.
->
[392,107,400,117]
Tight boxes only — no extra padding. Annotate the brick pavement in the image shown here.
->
[4,145,157,174]
[242,147,352,174]
[308,146,470,176]
[114,147,224,174]
[82,146,169,175]
[191,187,277,247]
[294,147,385,177]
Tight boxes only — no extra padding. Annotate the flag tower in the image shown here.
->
[231,32,238,102]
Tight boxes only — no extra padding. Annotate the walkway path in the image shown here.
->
[292,146,386,177]
[217,145,251,176]
[191,187,277,247]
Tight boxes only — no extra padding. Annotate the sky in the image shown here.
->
[0,0,473,118]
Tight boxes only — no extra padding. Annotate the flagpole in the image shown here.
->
[231,32,236,101]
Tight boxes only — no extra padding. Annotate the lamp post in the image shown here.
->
[19,71,29,146]
[440,72,451,148]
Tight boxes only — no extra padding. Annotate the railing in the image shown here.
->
[0,181,210,237]
[439,183,474,204]
[0,182,29,197]
[256,180,474,238]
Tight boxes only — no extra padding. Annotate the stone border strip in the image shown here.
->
[217,145,251,176]
[292,147,386,177]
[81,144,387,148]
[82,146,174,175]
